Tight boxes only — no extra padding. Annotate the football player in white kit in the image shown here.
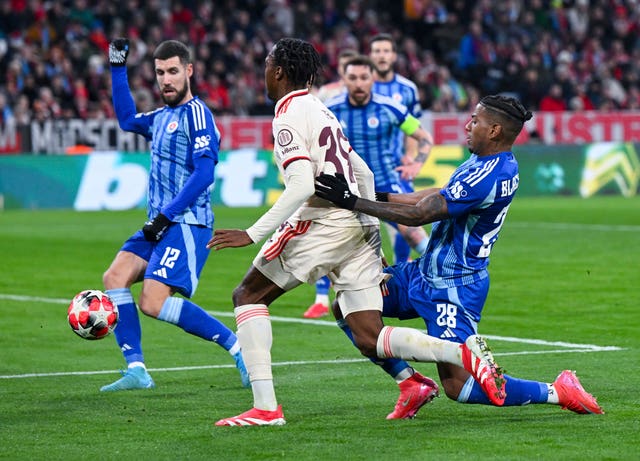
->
[208,38,506,426]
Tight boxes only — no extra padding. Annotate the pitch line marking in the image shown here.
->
[0,291,623,380]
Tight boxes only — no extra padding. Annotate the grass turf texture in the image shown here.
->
[0,197,638,460]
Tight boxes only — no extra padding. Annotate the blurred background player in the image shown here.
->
[316,94,603,418]
[314,48,358,103]
[326,54,433,257]
[369,33,430,264]
[208,38,505,426]
[101,38,249,391]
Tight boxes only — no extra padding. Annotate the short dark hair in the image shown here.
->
[369,33,396,52]
[272,38,322,87]
[153,40,191,66]
[480,94,533,139]
[343,55,375,74]
[338,48,358,60]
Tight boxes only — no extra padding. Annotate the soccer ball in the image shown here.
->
[68,290,119,340]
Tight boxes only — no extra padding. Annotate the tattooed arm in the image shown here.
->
[354,189,448,227]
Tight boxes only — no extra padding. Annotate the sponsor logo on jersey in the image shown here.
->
[448,180,467,199]
[166,120,179,133]
[282,145,300,155]
[152,267,168,278]
[277,129,293,146]
[194,135,211,149]
[367,116,380,129]
[440,328,457,339]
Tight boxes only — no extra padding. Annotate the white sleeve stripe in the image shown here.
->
[189,100,206,131]
[466,158,500,187]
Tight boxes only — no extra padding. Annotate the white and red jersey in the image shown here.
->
[272,88,378,227]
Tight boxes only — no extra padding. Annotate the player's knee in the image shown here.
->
[102,268,120,290]
[231,283,249,306]
[138,292,167,318]
[137,299,159,318]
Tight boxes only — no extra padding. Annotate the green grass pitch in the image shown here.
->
[1,197,639,460]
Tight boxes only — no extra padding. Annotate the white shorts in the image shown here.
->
[253,219,385,313]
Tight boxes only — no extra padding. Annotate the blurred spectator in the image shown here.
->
[0,90,14,124]
[539,82,567,112]
[1,0,640,130]
[199,74,231,114]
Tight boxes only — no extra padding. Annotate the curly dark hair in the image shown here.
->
[272,38,322,88]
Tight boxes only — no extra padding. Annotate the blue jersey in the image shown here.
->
[419,151,519,289]
[373,75,422,164]
[326,92,411,192]
[111,67,219,228]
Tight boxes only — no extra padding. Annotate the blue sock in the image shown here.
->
[158,297,237,350]
[106,288,144,365]
[337,319,409,378]
[315,276,331,296]
[394,234,411,263]
[458,374,549,406]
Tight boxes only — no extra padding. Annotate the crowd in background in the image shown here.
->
[2,0,640,127]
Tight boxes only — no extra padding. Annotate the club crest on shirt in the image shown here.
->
[277,129,293,146]
[448,180,468,199]
[166,120,179,133]
[367,116,380,129]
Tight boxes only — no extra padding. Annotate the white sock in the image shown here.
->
[394,367,414,383]
[128,361,145,370]
[547,383,559,404]
[235,304,278,411]
[314,293,330,306]
[228,340,241,356]
[376,326,461,364]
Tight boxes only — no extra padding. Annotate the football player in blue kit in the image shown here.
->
[369,33,430,265]
[316,94,603,418]
[100,38,249,391]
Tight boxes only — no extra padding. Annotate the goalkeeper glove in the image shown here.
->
[109,38,130,67]
[142,213,171,242]
[314,173,358,210]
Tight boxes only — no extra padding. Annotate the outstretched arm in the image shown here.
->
[356,191,448,226]
[208,159,314,250]
[316,174,448,226]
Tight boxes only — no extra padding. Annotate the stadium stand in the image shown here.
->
[1,0,640,128]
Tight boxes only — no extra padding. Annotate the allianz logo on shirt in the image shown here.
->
[194,135,211,149]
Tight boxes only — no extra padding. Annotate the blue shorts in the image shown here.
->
[382,260,489,344]
[121,223,212,298]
